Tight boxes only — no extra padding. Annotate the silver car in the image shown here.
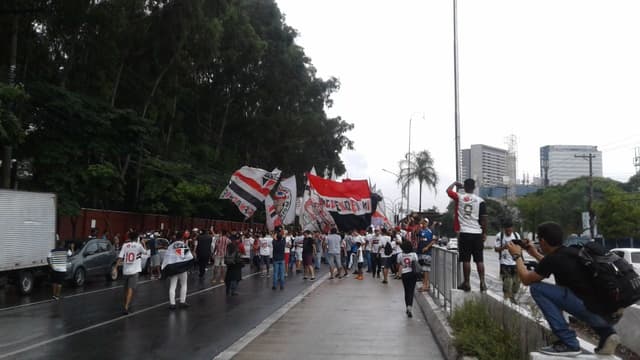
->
[66,239,119,286]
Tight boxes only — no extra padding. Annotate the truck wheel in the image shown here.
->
[73,268,86,287]
[18,271,34,295]
[106,264,119,282]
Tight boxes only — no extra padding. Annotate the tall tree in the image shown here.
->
[397,150,438,212]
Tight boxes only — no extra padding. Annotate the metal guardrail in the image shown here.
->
[430,245,462,311]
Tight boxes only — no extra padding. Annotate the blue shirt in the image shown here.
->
[417,229,434,256]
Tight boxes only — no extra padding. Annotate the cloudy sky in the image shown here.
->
[275,0,640,212]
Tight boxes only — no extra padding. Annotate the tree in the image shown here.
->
[397,150,438,212]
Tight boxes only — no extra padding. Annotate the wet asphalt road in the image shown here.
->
[0,266,327,360]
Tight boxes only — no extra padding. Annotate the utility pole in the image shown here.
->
[575,153,596,239]
[453,0,461,183]
[407,117,412,214]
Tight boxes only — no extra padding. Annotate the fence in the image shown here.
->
[57,208,264,241]
[430,245,462,311]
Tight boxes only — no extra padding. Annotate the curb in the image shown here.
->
[415,290,460,360]
[213,272,330,360]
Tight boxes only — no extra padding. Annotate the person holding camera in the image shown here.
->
[506,222,619,356]
[493,219,522,303]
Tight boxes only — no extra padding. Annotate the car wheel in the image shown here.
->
[18,271,34,295]
[107,264,119,282]
[73,268,86,287]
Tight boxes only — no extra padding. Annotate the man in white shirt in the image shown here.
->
[379,228,392,284]
[447,179,488,292]
[259,232,273,277]
[494,219,522,303]
[117,232,149,314]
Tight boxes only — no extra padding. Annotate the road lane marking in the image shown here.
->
[213,272,330,360]
[0,272,260,359]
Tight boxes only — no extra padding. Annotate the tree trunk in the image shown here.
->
[214,98,233,162]
[110,62,124,107]
[418,181,423,212]
[2,15,19,189]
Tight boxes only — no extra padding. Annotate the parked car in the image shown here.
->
[610,248,640,274]
[67,239,119,287]
[564,234,591,247]
[447,238,458,251]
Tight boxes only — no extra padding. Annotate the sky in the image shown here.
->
[275,0,640,213]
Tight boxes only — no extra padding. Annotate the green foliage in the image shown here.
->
[450,300,521,360]
[516,176,640,239]
[397,149,438,211]
[1,0,352,219]
[0,82,27,145]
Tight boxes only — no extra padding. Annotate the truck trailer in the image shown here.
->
[0,189,56,294]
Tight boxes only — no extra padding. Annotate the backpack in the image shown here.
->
[225,242,241,265]
[384,242,393,256]
[576,242,640,314]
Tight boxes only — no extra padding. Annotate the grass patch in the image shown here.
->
[450,299,521,360]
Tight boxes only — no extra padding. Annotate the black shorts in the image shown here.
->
[458,233,484,263]
[51,271,66,285]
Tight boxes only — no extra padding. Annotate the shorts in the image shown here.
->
[123,273,139,289]
[341,254,348,267]
[380,256,392,268]
[302,254,314,266]
[261,255,271,266]
[213,256,226,267]
[458,233,484,263]
[150,254,161,267]
[419,255,432,272]
[51,271,66,285]
[295,248,303,260]
[327,253,341,268]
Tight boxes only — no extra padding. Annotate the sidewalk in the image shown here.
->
[231,273,444,360]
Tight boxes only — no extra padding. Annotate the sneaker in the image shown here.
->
[406,310,413,318]
[457,283,471,292]
[168,304,176,310]
[272,286,277,290]
[382,280,388,284]
[329,276,334,280]
[539,341,581,357]
[479,282,487,292]
[280,286,284,290]
[310,277,315,281]
[179,302,190,309]
[303,277,308,280]
[52,295,60,300]
[595,333,620,355]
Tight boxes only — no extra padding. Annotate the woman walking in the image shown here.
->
[397,241,419,318]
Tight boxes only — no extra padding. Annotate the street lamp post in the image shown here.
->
[407,113,425,213]
[453,0,461,182]
[382,168,405,217]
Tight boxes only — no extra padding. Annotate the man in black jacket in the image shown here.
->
[195,229,213,278]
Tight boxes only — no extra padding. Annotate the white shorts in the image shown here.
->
[213,256,226,267]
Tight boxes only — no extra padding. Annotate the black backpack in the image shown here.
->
[225,242,241,265]
[577,242,640,314]
[384,242,393,256]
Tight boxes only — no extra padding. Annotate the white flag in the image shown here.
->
[274,176,297,225]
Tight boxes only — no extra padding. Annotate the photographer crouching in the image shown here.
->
[506,221,619,357]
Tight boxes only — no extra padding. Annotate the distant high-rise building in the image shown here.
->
[460,144,515,189]
[540,145,603,186]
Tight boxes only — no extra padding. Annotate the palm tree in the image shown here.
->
[397,150,438,212]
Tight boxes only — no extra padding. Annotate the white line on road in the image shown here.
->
[213,272,330,360]
[0,272,260,359]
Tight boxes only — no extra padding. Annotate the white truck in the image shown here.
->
[0,189,56,294]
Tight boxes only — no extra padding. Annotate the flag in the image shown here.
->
[220,166,282,218]
[161,241,194,277]
[306,174,380,232]
[300,167,333,232]
[265,195,283,231]
[274,176,297,225]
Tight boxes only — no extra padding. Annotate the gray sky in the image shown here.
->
[276,0,640,212]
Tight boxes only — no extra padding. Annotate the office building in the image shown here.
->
[460,144,515,189]
[540,145,603,186]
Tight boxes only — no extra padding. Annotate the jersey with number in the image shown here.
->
[119,242,147,275]
[447,189,486,234]
[397,252,418,274]
[259,236,273,256]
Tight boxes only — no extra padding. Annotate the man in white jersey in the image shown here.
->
[117,232,149,314]
[447,179,488,292]
[494,219,522,303]
[379,228,392,284]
